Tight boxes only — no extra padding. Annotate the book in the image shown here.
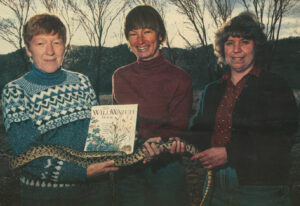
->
[84,104,138,154]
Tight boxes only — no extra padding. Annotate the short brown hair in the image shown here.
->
[23,13,66,47]
[214,11,267,66]
[124,5,166,44]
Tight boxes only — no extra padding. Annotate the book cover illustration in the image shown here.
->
[84,104,138,154]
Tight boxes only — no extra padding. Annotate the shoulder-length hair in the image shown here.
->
[214,12,267,67]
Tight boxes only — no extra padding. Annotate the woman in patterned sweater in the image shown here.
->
[2,14,118,206]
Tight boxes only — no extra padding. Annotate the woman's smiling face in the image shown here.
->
[128,28,162,61]
[26,32,65,73]
[224,36,255,74]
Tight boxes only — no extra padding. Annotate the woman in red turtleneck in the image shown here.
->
[112,5,192,206]
[113,52,192,140]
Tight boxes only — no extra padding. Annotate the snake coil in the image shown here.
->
[10,141,212,206]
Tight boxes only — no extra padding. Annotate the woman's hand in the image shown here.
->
[169,137,185,154]
[87,160,119,179]
[191,147,227,169]
[142,137,163,164]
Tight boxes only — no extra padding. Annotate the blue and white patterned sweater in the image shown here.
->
[2,65,98,185]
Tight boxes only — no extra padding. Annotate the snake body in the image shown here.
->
[10,141,212,206]
[10,141,201,168]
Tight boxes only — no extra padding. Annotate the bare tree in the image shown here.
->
[239,0,298,69]
[169,0,208,47]
[239,0,297,41]
[111,12,127,46]
[0,0,33,71]
[39,0,80,57]
[169,0,235,46]
[67,0,127,96]
[206,0,236,28]
[169,0,221,81]
[68,0,127,57]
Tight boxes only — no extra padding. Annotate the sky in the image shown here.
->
[0,2,299,55]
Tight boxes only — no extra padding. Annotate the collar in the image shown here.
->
[219,65,261,84]
[136,51,166,71]
[25,64,66,85]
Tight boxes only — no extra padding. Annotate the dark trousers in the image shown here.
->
[114,159,187,206]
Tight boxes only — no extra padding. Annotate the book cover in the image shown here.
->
[84,104,138,154]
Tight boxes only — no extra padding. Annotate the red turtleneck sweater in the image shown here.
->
[112,53,193,140]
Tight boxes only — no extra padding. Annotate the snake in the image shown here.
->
[10,141,213,206]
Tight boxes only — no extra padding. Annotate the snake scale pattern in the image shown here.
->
[10,141,212,206]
